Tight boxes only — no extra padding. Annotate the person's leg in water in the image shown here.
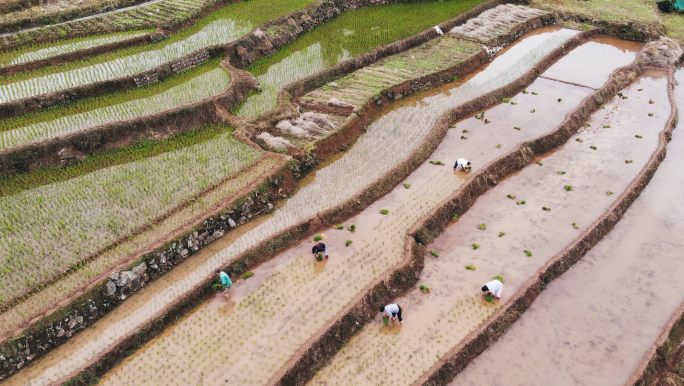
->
[396,306,403,324]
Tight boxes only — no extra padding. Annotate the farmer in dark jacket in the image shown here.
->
[312,242,329,259]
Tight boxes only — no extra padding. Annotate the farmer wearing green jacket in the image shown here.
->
[216,269,232,295]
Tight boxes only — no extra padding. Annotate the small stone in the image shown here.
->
[106,281,116,296]
[228,218,237,228]
[56,329,65,338]
[76,316,83,324]
[68,318,77,329]
[180,249,189,257]
[109,272,120,283]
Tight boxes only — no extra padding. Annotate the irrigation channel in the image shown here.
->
[306,36,647,386]
[6,27,579,386]
[447,67,683,386]
[0,65,230,150]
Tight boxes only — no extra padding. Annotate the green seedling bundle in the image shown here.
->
[404,183,411,188]
[478,223,486,230]
[348,224,356,231]
[557,171,566,175]
[242,272,254,280]
[507,194,516,199]
[429,161,446,165]
[335,225,344,230]
[465,265,476,270]
[565,185,573,191]
[472,244,480,250]
[524,249,532,256]
[314,235,324,241]
[542,206,551,211]
[498,232,505,237]
[380,209,389,215]
[419,285,430,294]
[430,250,440,257]
[345,240,352,246]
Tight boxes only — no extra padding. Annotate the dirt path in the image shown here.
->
[307,38,653,386]
[446,67,682,386]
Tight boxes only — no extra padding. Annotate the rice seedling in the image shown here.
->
[522,90,529,94]
[452,215,459,221]
[316,253,324,262]
[503,98,511,103]
[348,225,356,231]
[513,126,521,130]
[511,101,518,105]
[576,137,584,143]
[573,222,579,229]
[496,144,502,148]
[430,250,440,258]
[606,191,614,195]
[345,240,352,247]
[557,171,566,175]
[462,129,470,133]
[590,146,597,150]
[484,118,490,123]
[383,316,390,326]
[380,210,389,215]
[465,265,476,270]
[531,92,538,95]
[537,161,544,166]
[507,194,516,199]
[498,232,505,237]
[404,183,411,189]
[626,160,634,163]
[419,285,430,294]
[638,88,643,91]
[649,99,655,104]
[486,294,494,303]
[313,235,324,241]
[542,206,551,211]
[517,200,526,205]
[478,223,486,230]
[565,185,573,191]
[584,122,591,126]
[635,135,643,138]
[429,161,446,165]
[524,249,533,256]
[461,136,468,140]
[558,98,562,102]
[472,244,480,250]
[335,225,344,230]
[242,272,254,280]
[530,109,536,113]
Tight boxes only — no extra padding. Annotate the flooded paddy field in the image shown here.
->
[449,67,684,386]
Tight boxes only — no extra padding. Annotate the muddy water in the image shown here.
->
[11,28,580,386]
[450,68,683,386]
[307,55,663,386]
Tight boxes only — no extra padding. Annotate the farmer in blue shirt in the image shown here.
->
[216,269,232,295]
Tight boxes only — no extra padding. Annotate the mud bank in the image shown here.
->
[0,62,257,178]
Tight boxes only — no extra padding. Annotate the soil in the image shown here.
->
[452,68,680,386]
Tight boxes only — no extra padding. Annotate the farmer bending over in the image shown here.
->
[380,303,403,325]
[216,269,232,295]
[454,158,471,173]
[482,279,503,299]
[312,242,329,259]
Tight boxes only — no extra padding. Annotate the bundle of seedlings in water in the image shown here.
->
[531,92,538,95]
[503,98,511,103]
[335,225,344,230]
[573,222,579,229]
[511,101,518,105]
[465,265,476,270]
[638,88,643,91]
[600,104,606,109]
[380,209,389,215]
[474,111,485,119]
[635,135,643,138]
[565,185,573,191]
[584,122,591,126]
[496,144,502,148]
[517,200,526,205]
[524,249,532,256]
[590,146,597,150]
[507,194,516,199]
[314,235,324,241]
[522,90,529,94]
[429,160,445,166]
[625,160,634,164]
[486,294,494,303]
[493,275,504,282]
[420,285,430,294]
[461,136,468,140]
[649,99,655,104]
[557,171,566,175]
[576,137,584,143]
[242,272,254,280]
[603,125,611,128]
[478,223,486,230]
[212,283,221,291]
[558,98,562,102]
[348,224,356,231]
[316,253,324,262]
[463,129,470,133]
[472,244,480,250]
[484,119,490,124]
[649,112,654,117]
[346,240,352,246]
[383,316,389,326]
[404,183,411,188]
[531,109,536,113]
[606,191,614,195]
[498,232,505,237]
[537,161,544,166]
[430,250,439,257]
[617,92,624,97]
[513,126,521,130]
[542,206,551,211]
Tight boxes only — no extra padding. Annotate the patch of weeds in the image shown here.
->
[335,225,344,230]
[517,200,526,205]
[472,244,480,250]
[507,194,516,199]
[542,206,551,211]
[242,272,254,280]
[314,235,324,241]
[465,265,476,270]
[537,161,543,166]
[565,185,573,191]
[496,144,502,148]
[346,240,352,246]
[498,232,505,237]
[590,146,597,150]
[430,250,439,257]
[576,137,584,143]
[524,249,532,257]
[635,135,642,138]
[625,160,633,164]
[452,76,458,82]
[573,222,579,229]
[347,224,356,231]
[404,183,411,188]
[606,191,614,195]
[513,126,521,130]
[478,223,486,230]
[503,98,511,103]
[600,104,605,109]
[420,285,430,294]
[380,209,389,215]
[452,214,459,221]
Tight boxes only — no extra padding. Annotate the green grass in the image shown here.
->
[0,58,222,134]
[529,0,659,25]
[0,124,233,198]
[663,13,684,44]
[0,0,316,86]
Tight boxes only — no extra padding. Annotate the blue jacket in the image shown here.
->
[219,271,232,288]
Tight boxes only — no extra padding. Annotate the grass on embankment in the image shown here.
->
[0,0,316,87]
[663,13,684,44]
[0,58,222,134]
[0,124,234,199]
[528,0,659,25]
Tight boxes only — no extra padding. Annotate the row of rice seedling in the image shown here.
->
[0,0,217,51]
[449,4,546,42]
[0,65,230,150]
[0,125,261,301]
[20,28,580,386]
[0,0,316,94]
[0,30,151,67]
[235,0,487,117]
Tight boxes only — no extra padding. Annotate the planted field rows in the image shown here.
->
[0,127,261,302]
[310,39,656,386]
[449,3,545,42]
[13,27,583,386]
[453,68,680,386]
[0,66,230,150]
[235,0,486,117]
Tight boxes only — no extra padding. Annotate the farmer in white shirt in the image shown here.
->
[380,303,403,325]
[482,279,503,299]
[454,158,471,173]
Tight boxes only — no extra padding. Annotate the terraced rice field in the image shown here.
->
[5,26,579,386]
[3,1,684,385]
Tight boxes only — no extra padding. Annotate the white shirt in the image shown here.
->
[455,158,469,170]
[383,303,400,317]
[485,279,503,297]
